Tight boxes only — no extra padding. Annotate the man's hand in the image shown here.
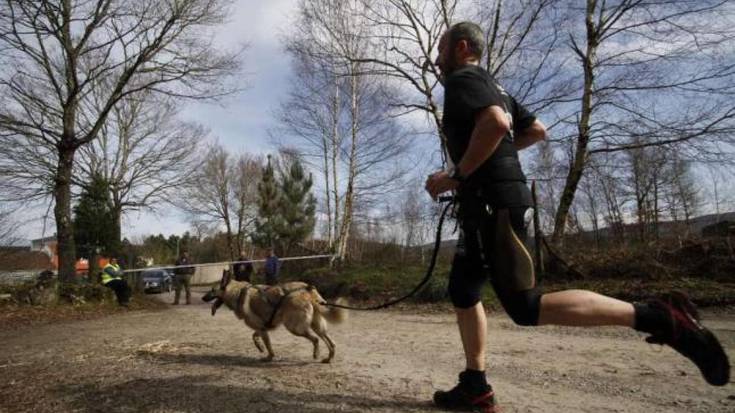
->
[425,170,459,200]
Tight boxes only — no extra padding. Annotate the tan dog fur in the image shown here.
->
[204,271,347,363]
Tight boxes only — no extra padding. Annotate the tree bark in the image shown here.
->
[551,0,597,246]
[336,64,359,261]
[55,146,77,282]
[110,205,122,255]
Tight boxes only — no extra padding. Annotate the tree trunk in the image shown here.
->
[551,1,597,246]
[110,204,123,255]
[331,114,341,248]
[336,65,359,261]
[325,78,339,249]
[55,147,77,282]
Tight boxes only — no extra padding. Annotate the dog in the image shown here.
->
[202,270,347,363]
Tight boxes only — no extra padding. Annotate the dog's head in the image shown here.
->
[201,269,233,315]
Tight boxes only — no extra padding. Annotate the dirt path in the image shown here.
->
[1,289,733,413]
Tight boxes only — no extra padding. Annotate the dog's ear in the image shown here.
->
[211,297,224,316]
[220,269,231,289]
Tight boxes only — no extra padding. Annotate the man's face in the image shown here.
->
[435,32,460,82]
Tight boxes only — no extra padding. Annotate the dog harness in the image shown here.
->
[238,285,313,329]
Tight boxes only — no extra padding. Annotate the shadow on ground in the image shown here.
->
[136,351,313,369]
[56,375,435,413]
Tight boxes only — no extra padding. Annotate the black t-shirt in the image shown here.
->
[442,65,536,207]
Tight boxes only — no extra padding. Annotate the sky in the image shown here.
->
[14,0,735,244]
[22,0,300,243]
[123,0,300,240]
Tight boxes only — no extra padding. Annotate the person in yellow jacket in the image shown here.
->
[101,257,130,307]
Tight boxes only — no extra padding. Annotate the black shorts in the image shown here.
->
[448,204,537,309]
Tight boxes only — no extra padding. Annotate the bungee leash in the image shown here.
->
[318,196,454,311]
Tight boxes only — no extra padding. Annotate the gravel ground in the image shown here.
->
[1,287,733,413]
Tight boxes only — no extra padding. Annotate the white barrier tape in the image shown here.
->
[121,254,335,274]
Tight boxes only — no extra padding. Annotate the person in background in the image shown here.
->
[233,249,254,282]
[173,250,195,305]
[101,257,130,307]
[264,248,280,286]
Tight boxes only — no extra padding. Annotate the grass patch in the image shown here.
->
[0,292,168,330]
[542,278,735,307]
[284,263,734,309]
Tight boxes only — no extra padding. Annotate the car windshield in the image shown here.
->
[142,270,166,279]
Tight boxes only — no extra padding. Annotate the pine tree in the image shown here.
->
[252,156,281,249]
[73,173,117,277]
[275,159,316,255]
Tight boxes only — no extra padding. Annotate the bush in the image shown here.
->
[292,263,452,303]
[59,281,115,304]
[413,276,448,303]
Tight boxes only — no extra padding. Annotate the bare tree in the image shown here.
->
[272,52,345,248]
[0,0,241,280]
[476,0,574,112]
[549,0,735,244]
[232,155,262,255]
[282,0,414,261]
[354,0,457,154]
[664,154,700,228]
[0,206,20,247]
[76,92,206,247]
[623,142,669,240]
[180,145,260,260]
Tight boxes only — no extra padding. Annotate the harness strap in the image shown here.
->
[236,288,248,319]
[263,286,310,329]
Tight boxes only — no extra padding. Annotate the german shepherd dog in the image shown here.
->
[202,270,347,363]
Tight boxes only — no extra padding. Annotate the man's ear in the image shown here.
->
[456,39,470,57]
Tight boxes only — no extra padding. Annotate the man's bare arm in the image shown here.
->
[513,119,546,150]
[455,105,510,178]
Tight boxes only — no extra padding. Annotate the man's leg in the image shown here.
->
[173,276,181,304]
[119,280,131,306]
[107,280,128,306]
[538,290,634,327]
[456,302,487,371]
[434,231,497,412]
[184,275,192,304]
[492,208,729,386]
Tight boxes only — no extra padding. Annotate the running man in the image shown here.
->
[425,21,730,413]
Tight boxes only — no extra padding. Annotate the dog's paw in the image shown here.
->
[252,333,265,353]
[260,355,274,362]
[321,357,332,364]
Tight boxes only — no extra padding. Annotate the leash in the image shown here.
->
[319,197,454,311]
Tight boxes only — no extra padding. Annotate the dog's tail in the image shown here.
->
[310,288,348,324]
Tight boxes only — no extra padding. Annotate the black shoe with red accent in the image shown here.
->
[645,291,730,386]
[433,371,497,412]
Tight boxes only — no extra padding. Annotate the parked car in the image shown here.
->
[141,269,173,294]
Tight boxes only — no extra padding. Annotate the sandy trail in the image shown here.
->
[1,289,733,413]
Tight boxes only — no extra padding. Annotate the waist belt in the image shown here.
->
[479,157,526,182]
[458,183,533,209]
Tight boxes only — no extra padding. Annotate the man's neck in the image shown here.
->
[459,60,479,69]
